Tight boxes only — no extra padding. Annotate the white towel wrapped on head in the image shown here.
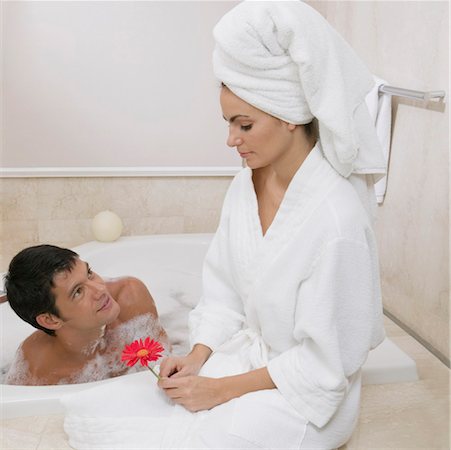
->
[213,0,386,185]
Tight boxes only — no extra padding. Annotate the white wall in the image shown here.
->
[2,1,241,170]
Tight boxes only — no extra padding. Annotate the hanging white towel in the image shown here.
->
[365,76,392,203]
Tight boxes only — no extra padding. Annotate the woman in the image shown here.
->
[63,2,385,449]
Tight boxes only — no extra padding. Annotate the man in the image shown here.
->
[4,244,168,385]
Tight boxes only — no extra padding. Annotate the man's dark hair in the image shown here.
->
[4,245,79,336]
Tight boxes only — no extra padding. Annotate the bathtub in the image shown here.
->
[0,233,418,419]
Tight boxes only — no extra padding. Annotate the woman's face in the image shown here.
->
[220,87,296,170]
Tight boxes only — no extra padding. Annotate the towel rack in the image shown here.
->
[379,84,446,101]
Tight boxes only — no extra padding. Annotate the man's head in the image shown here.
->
[5,245,121,337]
[5,245,78,336]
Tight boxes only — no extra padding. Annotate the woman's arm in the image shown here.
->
[267,237,384,428]
[222,367,276,401]
[158,366,276,412]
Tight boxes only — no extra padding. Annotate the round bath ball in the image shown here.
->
[91,210,123,242]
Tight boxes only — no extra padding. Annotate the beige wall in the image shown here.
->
[3,1,240,169]
[0,177,232,272]
[307,1,449,362]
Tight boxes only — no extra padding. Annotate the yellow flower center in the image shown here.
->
[136,349,149,357]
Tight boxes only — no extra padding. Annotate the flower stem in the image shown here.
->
[147,365,160,380]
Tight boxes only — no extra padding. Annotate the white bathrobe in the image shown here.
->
[63,143,384,450]
[189,141,385,442]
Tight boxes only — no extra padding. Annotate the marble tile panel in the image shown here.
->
[1,221,40,270]
[37,178,108,221]
[380,283,448,354]
[382,315,406,338]
[140,177,188,217]
[1,415,49,434]
[1,240,41,272]
[2,219,39,244]
[72,177,191,221]
[390,336,450,388]
[42,414,66,434]
[374,103,449,360]
[37,432,73,450]
[1,179,39,221]
[37,219,93,246]
[183,209,222,234]
[183,177,231,216]
[106,179,150,219]
[122,216,185,236]
[0,255,8,273]
[354,381,449,449]
[0,426,41,449]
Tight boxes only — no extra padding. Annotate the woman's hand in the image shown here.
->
[159,366,276,413]
[158,355,202,379]
[158,375,225,412]
[159,343,212,379]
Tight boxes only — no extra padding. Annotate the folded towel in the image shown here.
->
[365,77,392,203]
[61,371,178,449]
[213,0,386,182]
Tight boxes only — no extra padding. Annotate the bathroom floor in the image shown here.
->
[1,316,449,450]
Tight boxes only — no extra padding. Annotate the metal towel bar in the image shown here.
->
[378,85,446,101]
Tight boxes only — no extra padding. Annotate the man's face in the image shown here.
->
[51,258,120,332]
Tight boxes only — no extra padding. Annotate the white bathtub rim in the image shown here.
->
[1,377,115,419]
[0,370,155,419]
[72,232,214,254]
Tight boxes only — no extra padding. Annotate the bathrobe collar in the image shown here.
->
[233,140,341,310]
[245,140,327,240]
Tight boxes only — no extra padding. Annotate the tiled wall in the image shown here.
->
[0,177,232,272]
[308,1,449,362]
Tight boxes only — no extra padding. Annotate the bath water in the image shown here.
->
[4,313,168,385]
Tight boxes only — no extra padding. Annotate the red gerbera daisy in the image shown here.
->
[121,337,164,379]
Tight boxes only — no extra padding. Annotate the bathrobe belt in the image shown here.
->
[215,328,269,370]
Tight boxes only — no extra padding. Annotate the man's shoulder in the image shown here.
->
[21,332,56,373]
[107,277,156,323]
[21,330,53,354]
[106,276,146,307]
[7,331,53,384]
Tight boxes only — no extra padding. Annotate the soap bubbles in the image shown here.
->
[4,313,166,385]
[64,313,165,384]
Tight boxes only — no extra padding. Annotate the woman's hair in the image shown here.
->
[4,245,79,336]
[304,118,319,140]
